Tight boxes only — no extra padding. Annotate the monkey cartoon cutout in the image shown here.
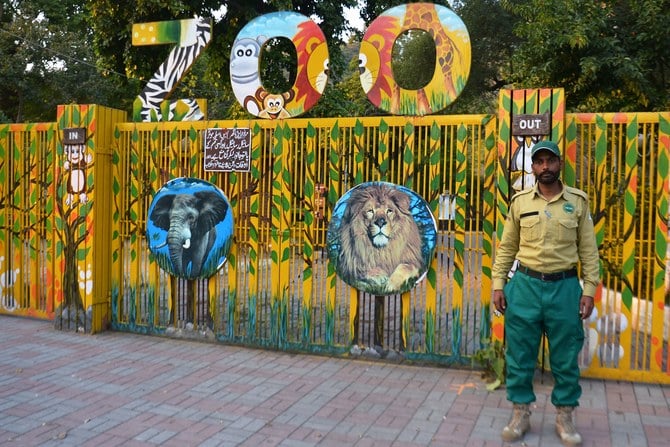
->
[230,35,267,116]
[246,87,295,120]
[63,143,92,206]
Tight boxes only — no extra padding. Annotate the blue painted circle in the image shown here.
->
[146,178,233,279]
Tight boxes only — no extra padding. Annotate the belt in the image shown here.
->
[516,264,577,281]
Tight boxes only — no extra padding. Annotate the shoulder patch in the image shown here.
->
[565,186,588,201]
[510,188,534,202]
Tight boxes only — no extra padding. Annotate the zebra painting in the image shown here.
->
[132,17,213,122]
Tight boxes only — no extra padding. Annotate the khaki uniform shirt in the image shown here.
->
[492,182,600,297]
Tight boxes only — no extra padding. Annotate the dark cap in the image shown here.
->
[531,140,560,159]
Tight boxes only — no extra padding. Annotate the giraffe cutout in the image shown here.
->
[398,3,462,115]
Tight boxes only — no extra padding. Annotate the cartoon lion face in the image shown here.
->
[335,183,426,295]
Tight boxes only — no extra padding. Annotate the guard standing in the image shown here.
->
[492,140,600,445]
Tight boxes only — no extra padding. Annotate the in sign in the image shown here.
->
[63,128,86,145]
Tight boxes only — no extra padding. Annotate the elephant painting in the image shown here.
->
[148,187,230,279]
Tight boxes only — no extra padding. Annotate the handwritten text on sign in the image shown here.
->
[204,128,251,172]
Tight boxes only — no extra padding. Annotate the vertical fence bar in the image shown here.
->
[480,116,498,345]
[617,118,639,371]
[653,113,670,374]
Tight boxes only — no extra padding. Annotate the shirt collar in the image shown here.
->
[532,181,565,201]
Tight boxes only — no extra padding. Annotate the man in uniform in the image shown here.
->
[492,140,600,445]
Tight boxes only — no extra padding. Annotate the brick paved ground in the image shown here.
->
[1,315,668,446]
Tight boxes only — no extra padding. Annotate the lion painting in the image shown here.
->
[335,183,426,295]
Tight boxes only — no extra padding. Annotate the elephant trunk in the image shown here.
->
[167,220,191,275]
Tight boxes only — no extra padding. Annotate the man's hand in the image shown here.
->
[579,295,594,320]
[493,290,506,315]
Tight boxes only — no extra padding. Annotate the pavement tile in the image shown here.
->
[1,315,669,446]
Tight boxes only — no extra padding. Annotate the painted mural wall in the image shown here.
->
[0,2,668,384]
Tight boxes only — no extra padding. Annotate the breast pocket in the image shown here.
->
[558,219,578,242]
[520,216,541,243]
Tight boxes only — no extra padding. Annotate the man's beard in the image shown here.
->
[536,170,560,184]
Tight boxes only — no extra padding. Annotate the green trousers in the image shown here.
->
[503,271,585,406]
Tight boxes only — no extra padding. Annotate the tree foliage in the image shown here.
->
[0,0,117,121]
[501,0,670,111]
[392,29,436,91]
[358,0,668,113]
[449,0,520,113]
[1,0,668,121]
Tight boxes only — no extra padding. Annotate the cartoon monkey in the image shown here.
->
[245,87,294,120]
[230,36,267,116]
[63,143,92,206]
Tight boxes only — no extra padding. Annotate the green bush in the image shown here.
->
[472,340,506,391]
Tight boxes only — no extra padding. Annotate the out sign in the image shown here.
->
[512,113,550,136]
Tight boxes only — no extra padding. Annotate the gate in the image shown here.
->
[1,94,669,384]
[110,114,498,363]
[0,123,56,319]
[566,112,670,381]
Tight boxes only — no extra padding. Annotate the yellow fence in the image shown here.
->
[110,114,498,360]
[0,123,56,319]
[565,112,670,381]
[0,101,668,384]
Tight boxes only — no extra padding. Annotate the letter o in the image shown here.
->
[359,3,471,116]
[229,11,329,119]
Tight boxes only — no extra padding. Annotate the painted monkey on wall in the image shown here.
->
[149,191,229,279]
[63,143,92,207]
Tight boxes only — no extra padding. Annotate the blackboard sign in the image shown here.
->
[204,128,251,172]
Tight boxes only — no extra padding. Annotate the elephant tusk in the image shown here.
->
[183,239,191,249]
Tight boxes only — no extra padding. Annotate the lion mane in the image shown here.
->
[337,183,425,294]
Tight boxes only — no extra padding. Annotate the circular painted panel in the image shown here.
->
[359,2,471,115]
[146,178,233,280]
[230,11,329,119]
[326,182,437,295]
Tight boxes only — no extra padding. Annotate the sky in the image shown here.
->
[343,3,365,34]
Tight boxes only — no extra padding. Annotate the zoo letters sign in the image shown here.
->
[132,3,471,121]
